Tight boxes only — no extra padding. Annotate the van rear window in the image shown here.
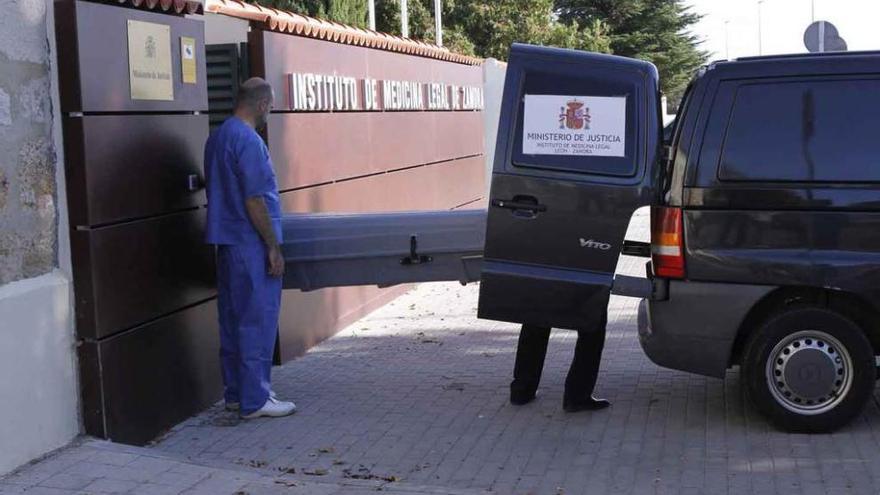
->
[720,79,880,182]
[512,72,638,177]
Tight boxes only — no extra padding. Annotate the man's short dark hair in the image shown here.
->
[236,78,273,109]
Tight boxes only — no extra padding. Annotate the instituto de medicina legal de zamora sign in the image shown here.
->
[286,72,484,112]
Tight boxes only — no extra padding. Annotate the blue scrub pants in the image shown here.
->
[216,243,282,415]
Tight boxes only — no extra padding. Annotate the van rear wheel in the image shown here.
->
[742,306,875,433]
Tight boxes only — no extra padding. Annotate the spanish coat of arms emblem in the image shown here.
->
[559,99,591,130]
[145,36,157,59]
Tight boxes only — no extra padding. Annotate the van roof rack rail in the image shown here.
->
[734,50,880,62]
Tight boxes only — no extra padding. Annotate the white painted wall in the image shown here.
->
[481,58,507,197]
[204,13,249,45]
[0,272,79,475]
[661,95,676,126]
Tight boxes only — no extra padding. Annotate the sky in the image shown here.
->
[685,0,880,61]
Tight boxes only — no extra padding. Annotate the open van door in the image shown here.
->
[478,44,661,330]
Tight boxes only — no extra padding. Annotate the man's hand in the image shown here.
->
[268,244,285,278]
[244,196,284,278]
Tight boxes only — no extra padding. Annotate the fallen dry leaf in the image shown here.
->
[342,468,399,483]
[235,459,268,469]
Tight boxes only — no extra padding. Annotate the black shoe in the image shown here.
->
[510,392,537,406]
[563,397,610,413]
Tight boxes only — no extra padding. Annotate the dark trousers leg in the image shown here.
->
[564,313,607,405]
[510,324,552,400]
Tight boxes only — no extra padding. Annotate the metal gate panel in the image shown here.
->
[56,0,217,444]
[63,114,208,226]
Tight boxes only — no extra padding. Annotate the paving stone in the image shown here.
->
[15,488,76,495]
[80,478,140,494]
[129,483,187,495]
[88,451,141,467]
[0,482,28,493]
[37,472,95,490]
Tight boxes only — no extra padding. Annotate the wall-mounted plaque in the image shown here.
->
[127,20,174,101]
[180,36,196,84]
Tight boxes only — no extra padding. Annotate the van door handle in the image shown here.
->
[491,198,547,213]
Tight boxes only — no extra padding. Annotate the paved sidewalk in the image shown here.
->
[0,438,487,494]
[6,213,880,494]
[149,284,880,495]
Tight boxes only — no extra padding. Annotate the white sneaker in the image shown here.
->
[225,390,278,411]
[240,397,297,419]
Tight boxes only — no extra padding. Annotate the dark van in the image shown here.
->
[481,44,880,433]
[284,44,880,433]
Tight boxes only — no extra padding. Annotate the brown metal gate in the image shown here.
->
[56,0,220,444]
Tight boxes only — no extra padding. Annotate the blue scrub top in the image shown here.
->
[204,117,283,246]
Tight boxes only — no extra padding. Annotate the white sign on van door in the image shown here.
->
[522,95,626,157]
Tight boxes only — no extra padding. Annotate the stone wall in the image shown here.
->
[0,0,80,476]
[0,0,57,285]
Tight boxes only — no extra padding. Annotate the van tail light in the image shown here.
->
[651,206,685,279]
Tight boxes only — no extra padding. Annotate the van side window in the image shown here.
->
[719,79,880,182]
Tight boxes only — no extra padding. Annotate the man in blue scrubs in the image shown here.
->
[204,78,296,419]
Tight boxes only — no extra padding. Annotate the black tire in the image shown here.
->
[741,306,875,433]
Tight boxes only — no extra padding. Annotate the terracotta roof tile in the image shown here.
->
[86,0,203,15]
[204,0,481,65]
